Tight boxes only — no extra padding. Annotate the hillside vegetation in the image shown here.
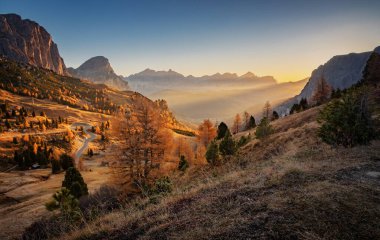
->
[23,81,380,239]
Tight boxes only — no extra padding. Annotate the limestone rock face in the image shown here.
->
[0,14,66,75]
[67,56,129,90]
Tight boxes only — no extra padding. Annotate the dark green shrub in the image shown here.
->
[237,134,251,147]
[178,155,189,171]
[153,176,172,195]
[255,117,273,139]
[205,140,220,165]
[318,90,376,147]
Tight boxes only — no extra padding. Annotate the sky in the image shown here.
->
[1,0,380,82]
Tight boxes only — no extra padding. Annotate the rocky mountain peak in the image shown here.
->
[77,56,113,73]
[68,56,129,91]
[0,13,66,75]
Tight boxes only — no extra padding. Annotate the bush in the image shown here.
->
[60,153,74,170]
[178,155,189,171]
[79,185,120,220]
[45,188,80,220]
[62,167,88,199]
[153,176,172,195]
[205,140,220,165]
[318,90,377,147]
[255,117,273,139]
[237,134,251,147]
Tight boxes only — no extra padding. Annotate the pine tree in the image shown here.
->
[272,111,279,121]
[216,122,230,140]
[205,140,220,166]
[52,159,61,174]
[255,117,273,139]
[60,154,74,170]
[62,167,88,199]
[219,132,236,156]
[45,187,80,219]
[299,98,308,110]
[318,90,376,147]
[246,115,256,129]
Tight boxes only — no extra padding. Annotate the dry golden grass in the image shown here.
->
[58,105,380,240]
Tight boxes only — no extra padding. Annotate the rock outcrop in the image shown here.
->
[0,14,66,75]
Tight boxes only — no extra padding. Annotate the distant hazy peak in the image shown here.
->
[240,71,257,78]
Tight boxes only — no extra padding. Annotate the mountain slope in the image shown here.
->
[276,47,379,114]
[0,56,186,131]
[0,14,66,75]
[51,99,380,240]
[67,56,129,91]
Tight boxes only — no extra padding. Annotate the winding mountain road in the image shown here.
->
[70,122,97,166]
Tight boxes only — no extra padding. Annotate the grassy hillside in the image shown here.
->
[27,89,379,239]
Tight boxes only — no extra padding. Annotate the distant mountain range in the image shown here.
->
[0,14,66,75]
[126,69,277,94]
[67,56,129,91]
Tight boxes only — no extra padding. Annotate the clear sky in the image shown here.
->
[1,0,380,82]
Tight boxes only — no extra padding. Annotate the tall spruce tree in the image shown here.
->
[216,122,230,140]
[62,167,88,199]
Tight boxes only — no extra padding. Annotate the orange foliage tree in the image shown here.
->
[312,76,332,105]
[197,119,217,148]
[232,114,242,134]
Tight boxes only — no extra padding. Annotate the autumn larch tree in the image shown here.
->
[243,111,250,130]
[115,98,173,191]
[263,101,272,120]
[232,113,242,134]
[197,119,217,147]
[312,76,332,105]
